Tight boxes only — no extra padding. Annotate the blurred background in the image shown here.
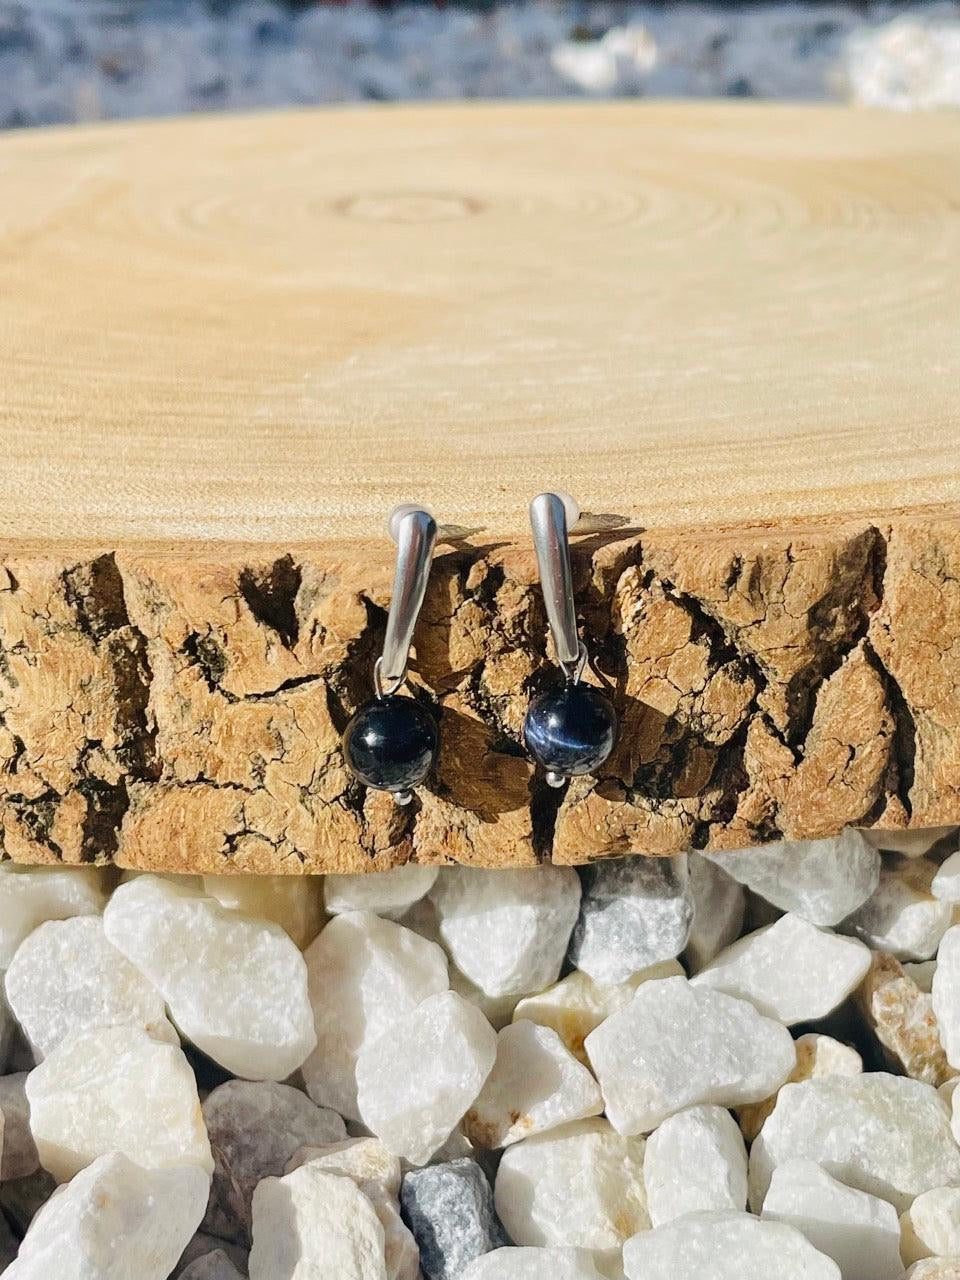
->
[0,0,958,129]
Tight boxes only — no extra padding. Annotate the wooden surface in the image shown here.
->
[1,101,960,872]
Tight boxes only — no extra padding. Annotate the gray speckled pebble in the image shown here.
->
[569,855,693,984]
[401,1157,510,1280]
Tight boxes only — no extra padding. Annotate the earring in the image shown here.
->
[342,504,439,805]
[524,492,618,788]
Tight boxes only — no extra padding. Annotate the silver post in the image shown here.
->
[377,507,438,696]
[529,491,582,675]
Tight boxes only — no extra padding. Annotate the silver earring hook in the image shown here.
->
[375,505,438,698]
[529,491,588,683]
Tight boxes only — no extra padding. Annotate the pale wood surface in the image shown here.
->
[1,102,959,872]
[2,101,960,542]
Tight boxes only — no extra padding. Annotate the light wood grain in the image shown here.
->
[2,101,959,542]
[1,102,959,872]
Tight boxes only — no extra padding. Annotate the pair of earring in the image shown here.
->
[342,493,619,805]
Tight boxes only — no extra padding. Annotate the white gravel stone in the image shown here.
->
[302,910,448,1121]
[511,960,683,1066]
[905,1261,960,1279]
[705,829,879,926]
[737,1032,864,1143]
[495,1118,648,1259]
[932,851,960,903]
[933,926,960,1070]
[3,1151,208,1280]
[464,1020,602,1149]
[324,865,439,919]
[4,916,176,1059]
[691,914,871,1025]
[585,976,795,1134]
[285,1139,415,1280]
[430,866,580,998]
[749,1074,960,1212]
[201,874,325,949]
[357,990,496,1165]
[761,1158,902,1280]
[201,1079,346,1241]
[842,859,952,961]
[26,1024,213,1182]
[461,1247,605,1279]
[569,855,693,984]
[643,1104,748,1226]
[622,1211,841,1280]
[285,1137,401,1195]
[685,852,745,972]
[901,1185,960,1265]
[0,865,109,969]
[104,875,315,1080]
[249,1163,387,1280]
[0,1071,39,1180]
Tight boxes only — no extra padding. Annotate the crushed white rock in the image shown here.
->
[842,858,953,961]
[932,850,960,902]
[643,1104,748,1226]
[461,1248,605,1279]
[201,873,325,949]
[201,1078,346,1241]
[464,1020,602,1149]
[511,960,682,1065]
[495,1117,648,1257]
[3,1152,208,1280]
[705,829,879,926]
[324,864,439,919]
[691,913,871,1025]
[585,975,795,1133]
[0,865,108,969]
[249,1163,386,1280]
[4,916,176,1059]
[749,1074,960,1212]
[284,1138,416,1280]
[302,909,449,1121]
[737,1032,863,1143]
[356,990,496,1165]
[0,827,957,1279]
[430,866,580,998]
[932,926,960,1069]
[569,856,693,984]
[622,1210,841,1280]
[26,1024,213,1182]
[760,1158,902,1280]
[104,875,316,1080]
[900,1185,960,1266]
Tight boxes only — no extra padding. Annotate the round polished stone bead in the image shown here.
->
[342,696,438,795]
[523,682,618,781]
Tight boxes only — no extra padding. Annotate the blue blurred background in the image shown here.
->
[1,0,958,128]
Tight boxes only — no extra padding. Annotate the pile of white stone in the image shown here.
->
[2,829,960,1277]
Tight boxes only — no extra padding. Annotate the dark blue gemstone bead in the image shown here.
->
[523,682,618,778]
[342,695,438,793]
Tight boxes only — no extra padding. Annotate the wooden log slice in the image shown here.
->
[1,102,959,872]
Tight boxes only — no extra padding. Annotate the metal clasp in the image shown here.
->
[375,505,438,698]
[529,491,587,683]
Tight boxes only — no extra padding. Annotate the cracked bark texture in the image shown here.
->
[0,512,957,873]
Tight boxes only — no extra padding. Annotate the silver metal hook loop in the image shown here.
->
[377,507,438,696]
[530,491,584,676]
